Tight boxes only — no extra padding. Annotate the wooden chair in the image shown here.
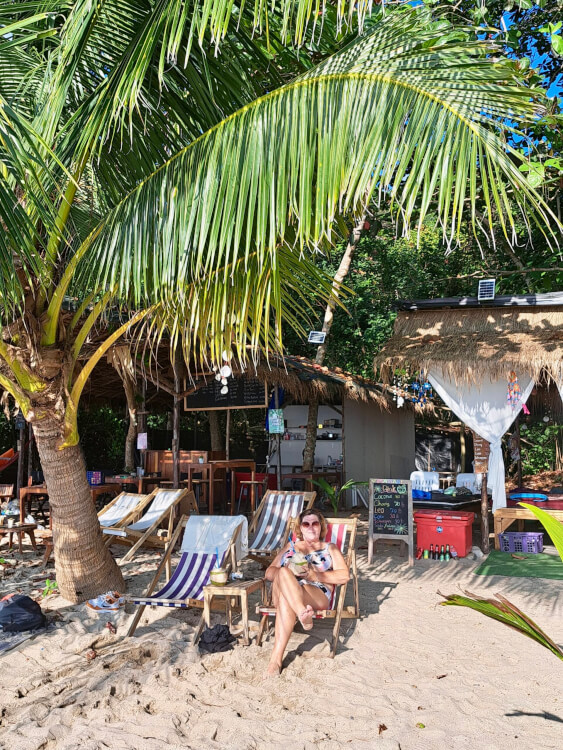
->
[248,490,316,565]
[103,488,196,564]
[0,484,14,502]
[256,517,359,658]
[125,513,245,637]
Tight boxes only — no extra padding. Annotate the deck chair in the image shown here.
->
[256,517,359,658]
[103,487,196,564]
[125,513,247,637]
[247,490,316,565]
[97,491,152,528]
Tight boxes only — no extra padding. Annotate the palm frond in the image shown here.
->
[439,590,563,661]
[519,503,563,562]
[75,8,559,317]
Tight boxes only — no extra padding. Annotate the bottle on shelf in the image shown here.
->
[444,544,451,561]
[429,544,434,560]
[439,545,445,561]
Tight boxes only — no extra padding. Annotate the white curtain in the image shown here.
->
[428,369,534,511]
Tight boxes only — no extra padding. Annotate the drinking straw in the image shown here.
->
[215,547,220,567]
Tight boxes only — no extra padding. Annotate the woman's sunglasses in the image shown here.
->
[301,520,320,528]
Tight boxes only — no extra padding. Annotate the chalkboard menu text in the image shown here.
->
[368,478,413,565]
[184,377,267,411]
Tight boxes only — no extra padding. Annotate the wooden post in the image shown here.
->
[27,423,33,481]
[172,349,181,489]
[459,422,466,473]
[16,423,25,499]
[515,415,522,488]
[225,410,231,461]
[481,472,489,555]
[274,388,282,491]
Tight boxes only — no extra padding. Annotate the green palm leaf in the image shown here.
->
[519,503,563,562]
[440,590,563,661]
[72,8,558,349]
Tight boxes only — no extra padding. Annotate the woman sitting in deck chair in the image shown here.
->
[264,508,349,677]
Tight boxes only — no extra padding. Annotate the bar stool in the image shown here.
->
[236,472,267,515]
[191,472,209,512]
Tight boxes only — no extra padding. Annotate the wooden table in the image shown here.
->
[104,475,162,494]
[19,482,122,521]
[494,502,563,549]
[186,460,256,514]
[193,578,266,646]
[282,470,342,493]
[0,522,37,553]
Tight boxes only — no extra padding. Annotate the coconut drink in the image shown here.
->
[288,551,308,577]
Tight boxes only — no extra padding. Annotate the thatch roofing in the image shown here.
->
[77,349,397,411]
[375,295,563,386]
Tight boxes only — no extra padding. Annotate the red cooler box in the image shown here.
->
[414,509,474,557]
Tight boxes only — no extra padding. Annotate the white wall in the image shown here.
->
[343,399,415,483]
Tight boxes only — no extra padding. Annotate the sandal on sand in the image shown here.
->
[298,607,314,631]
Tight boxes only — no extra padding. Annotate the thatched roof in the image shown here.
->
[375,296,563,386]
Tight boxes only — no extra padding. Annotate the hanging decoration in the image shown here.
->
[506,371,522,410]
[390,368,434,407]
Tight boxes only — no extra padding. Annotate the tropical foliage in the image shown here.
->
[0,1,560,600]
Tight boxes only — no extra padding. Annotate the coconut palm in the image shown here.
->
[0,1,559,601]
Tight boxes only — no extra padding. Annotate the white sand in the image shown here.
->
[1,519,562,750]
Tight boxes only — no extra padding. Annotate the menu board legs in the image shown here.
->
[368,479,414,566]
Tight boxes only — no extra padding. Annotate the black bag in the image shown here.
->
[198,624,236,654]
[0,595,47,633]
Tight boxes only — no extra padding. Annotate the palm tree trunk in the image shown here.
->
[32,418,125,603]
[302,214,369,471]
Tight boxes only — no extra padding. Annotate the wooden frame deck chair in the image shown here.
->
[125,513,247,637]
[248,490,316,565]
[103,487,196,564]
[256,516,359,658]
[97,490,153,529]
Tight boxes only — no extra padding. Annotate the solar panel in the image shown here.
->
[477,279,496,301]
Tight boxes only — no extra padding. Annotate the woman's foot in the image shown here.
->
[264,660,282,678]
[298,605,314,631]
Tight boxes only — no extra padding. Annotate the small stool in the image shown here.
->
[191,479,209,511]
[193,578,265,646]
[236,480,265,514]
[0,523,38,554]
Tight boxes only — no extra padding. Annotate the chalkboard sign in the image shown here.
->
[184,377,267,411]
[368,478,413,565]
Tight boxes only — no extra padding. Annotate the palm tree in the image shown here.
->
[0,2,559,602]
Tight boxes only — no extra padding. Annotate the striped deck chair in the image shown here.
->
[125,514,247,638]
[248,490,316,565]
[256,517,359,658]
[103,488,196,564]
[97,491,152,528]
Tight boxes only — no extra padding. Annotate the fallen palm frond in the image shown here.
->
[439,590,563,661]
[519,503,563,562]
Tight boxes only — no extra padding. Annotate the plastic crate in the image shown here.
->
[498,531,544,554]
[87,470,104,486]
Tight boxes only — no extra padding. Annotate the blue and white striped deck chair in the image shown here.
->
[248,490,315,565]
[103,488,196,564]
[97,491,153,529]
[125,514,247,638]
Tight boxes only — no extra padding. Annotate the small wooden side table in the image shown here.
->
[0,522,38,554]
[193,578,265,646]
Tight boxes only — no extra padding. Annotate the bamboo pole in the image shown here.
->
[481,473,489,555]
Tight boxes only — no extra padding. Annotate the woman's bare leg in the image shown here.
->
[266,593,296,675]
[266,570,330,675]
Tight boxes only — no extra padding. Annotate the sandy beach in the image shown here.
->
[1,518,562,750]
